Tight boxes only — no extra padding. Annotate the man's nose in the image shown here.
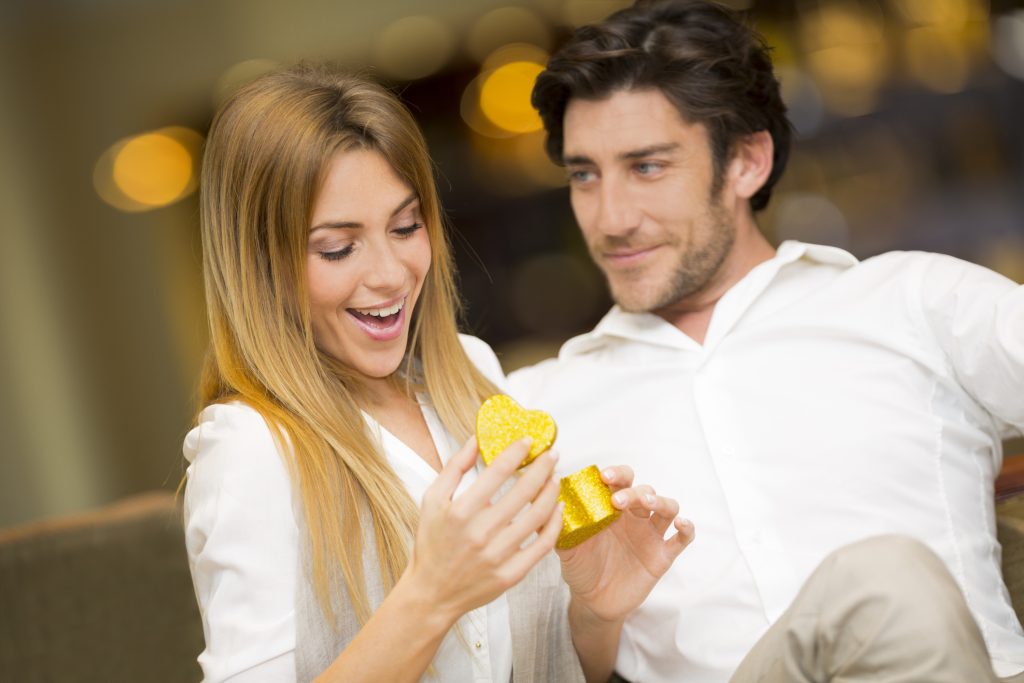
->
[594,177,640,237]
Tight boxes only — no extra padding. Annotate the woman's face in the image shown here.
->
[306,147,431,379]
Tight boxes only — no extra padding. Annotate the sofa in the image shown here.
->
[0,492,203,682]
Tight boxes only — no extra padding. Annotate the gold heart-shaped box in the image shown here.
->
[475,394,620,549]
[476,394,557,468]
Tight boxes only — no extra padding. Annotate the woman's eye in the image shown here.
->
[319,245,354,261]
[393,222,424,237]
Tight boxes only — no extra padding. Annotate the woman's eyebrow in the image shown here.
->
[310,192,419,233]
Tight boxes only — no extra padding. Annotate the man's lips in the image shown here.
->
[602,245,661,267]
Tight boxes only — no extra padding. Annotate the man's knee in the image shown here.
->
[829,534,941,570]
[821,534,961,608]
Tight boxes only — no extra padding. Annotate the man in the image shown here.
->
[508,1,1024,681]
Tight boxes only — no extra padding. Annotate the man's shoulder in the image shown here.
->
[849,249,1011,293]
[854,249,965,275]
[506,327,610,401]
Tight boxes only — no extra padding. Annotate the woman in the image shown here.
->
[183,64,693,683]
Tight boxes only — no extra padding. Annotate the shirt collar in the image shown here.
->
[559,241,860,358]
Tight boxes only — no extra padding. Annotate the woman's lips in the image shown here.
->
[347,304,407,342]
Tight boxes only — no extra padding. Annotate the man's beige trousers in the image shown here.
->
[730,535,1021,682]
[616,535,1024,682]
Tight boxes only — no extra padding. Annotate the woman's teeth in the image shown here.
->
[353,299,404,317]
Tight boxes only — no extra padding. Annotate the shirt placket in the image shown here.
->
[465,605,493,682]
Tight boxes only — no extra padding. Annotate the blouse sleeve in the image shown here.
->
[459,333,511,393]
[183,402,299,682]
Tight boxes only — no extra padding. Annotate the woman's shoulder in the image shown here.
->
[458,334,508,390]
[183,401,291,496]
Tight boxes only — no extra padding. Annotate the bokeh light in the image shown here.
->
[772,192,850,247]
[905,26,970,93]
[801,2,888,117]
[463,44,549,138]
[467,7,551,62]
[213,58,279,106]
[373,16,455,81]
[992,10,1024,81]
[777,66,825,137]
[893,0,971,27]
[480,61,545,134]
[95,127,202,212]
[561,0,631,27]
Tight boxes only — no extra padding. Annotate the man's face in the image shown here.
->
[563,88,736,314]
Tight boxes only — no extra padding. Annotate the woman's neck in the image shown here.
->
[359,374,405,409]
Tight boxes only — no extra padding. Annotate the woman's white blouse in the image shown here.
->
[183,336,513,682]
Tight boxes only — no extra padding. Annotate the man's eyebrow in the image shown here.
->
[310,192,418,233]
[562,143,681,167]
[563,154,594,167]
[619,143,680,160]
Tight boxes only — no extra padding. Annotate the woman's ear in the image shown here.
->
[727,130,774,201]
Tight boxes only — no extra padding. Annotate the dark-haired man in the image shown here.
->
[508,1,1024,681]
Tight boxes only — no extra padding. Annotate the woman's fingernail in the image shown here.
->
[612,492,627,506]
[644,494,656,506]
[547,449,560,463]
[602,468,615,481]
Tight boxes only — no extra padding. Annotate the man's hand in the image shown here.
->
[558,465,694,624]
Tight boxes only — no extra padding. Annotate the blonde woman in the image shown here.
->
[183,64,693,683]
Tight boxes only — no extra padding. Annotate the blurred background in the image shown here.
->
[1,0,1023,527]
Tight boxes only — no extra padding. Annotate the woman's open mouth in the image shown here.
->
[347,297,407,341]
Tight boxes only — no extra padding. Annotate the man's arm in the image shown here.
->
[917,253,1024,435]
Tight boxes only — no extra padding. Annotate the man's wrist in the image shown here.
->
[568,595,626,632]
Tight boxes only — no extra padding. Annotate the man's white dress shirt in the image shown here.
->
[509,241,1024,682]
[183,336,514,683]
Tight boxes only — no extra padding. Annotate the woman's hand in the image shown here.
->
[403,437,564,627]
[559,465,694,625]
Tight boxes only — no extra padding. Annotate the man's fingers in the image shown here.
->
[610,484,657,518]
[647,494,681,535]
[601,464,634,491]
[666,518,696,559]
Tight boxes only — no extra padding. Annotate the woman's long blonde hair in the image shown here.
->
[199,64,498,624]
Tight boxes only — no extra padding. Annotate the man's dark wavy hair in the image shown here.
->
[532,0,791,211]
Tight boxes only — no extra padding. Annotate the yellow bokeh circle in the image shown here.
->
[479,61,545,134]
[112,133,193,207]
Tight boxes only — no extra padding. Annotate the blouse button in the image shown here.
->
[474,641,482,649]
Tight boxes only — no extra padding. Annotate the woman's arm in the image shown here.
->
[314,437,564,683]
[560,466,694,683]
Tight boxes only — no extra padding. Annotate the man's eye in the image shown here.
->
[568,169,595,183]
[636,162,662,175]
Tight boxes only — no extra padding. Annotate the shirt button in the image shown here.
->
[474,641,482,649]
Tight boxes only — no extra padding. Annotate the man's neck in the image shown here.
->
[654,224,775,345]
